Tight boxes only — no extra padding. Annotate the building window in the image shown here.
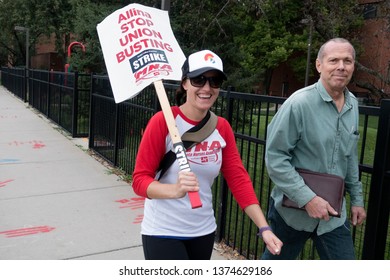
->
[363,4,377,19]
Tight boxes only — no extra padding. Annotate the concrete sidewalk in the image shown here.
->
[0,86,226,260]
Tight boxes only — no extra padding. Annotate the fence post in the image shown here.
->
[362,99,390,259]
[72,71,79,137]
[28,69,33,106]
[26,68,30,103]
[113,102,120,167]
[88,74,95,149]
[215,86,235,242]
[23,68,28,102]
[47,70,51,118]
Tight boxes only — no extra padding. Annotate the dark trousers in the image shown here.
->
[142,232,215,260]
[261,199,356,260]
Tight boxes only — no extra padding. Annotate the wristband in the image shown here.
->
[257,226,272,237]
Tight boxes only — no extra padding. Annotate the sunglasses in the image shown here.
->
[189,75,223,89]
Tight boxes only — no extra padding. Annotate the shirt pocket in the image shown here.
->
[346,132,360,157]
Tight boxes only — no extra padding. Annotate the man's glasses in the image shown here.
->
[189,75,223,88]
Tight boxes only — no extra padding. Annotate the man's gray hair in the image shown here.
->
[317,38,356,61]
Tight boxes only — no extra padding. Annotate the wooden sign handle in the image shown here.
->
[153,80,202,209]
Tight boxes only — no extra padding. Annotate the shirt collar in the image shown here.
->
[316,80,353,110]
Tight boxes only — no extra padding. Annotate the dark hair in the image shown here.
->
[175,78,187,105]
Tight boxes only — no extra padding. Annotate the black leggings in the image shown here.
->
[142,232,215,260]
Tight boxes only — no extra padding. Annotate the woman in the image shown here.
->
[132,50,282,260]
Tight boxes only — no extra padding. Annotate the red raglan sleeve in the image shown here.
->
[132,111,168,197]
[219,118,260,209]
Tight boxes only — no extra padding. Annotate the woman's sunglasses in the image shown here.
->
[189,75,223,89]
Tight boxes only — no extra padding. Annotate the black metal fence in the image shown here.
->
[88,75,389,260]
[1,67,90,137]
[1,68,389,259]
[0,67,27,101]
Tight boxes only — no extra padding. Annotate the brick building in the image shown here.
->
[31,33,81,72]
[31,33,64,71]
[267,0,390,103]
[350,0,390,103]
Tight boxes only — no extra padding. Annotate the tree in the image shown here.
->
[226,0,366,93]
[0,0,30,66]
[1,0,388,102]
[167,0,364,93]
[67,0,160,73]
[0,0,75,67]
[353,2,390,102]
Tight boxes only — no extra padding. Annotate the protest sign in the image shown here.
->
[97,3,202,208]
[97,3,185,103]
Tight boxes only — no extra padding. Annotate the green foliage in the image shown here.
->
[65,0,159,73]
[0,0,28,66]
[67,0,113,73]
[0,0,367,91]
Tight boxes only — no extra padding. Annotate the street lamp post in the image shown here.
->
[14,26,30,99]
[14,26,30,70]
[301,18,313,87]
[304,20,313,87]
[161,0,170,11]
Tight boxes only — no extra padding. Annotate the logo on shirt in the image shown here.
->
[186,140,221,165]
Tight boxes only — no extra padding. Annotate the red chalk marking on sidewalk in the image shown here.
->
[133,214,144,224]
[30,140,46,149]
[8,141,21,146]
[0,179,14,188]
[115,198,145,224]
[116,197,145,210]
[32,142,46,149]
[0,226,55,238]
[8,140,45,149]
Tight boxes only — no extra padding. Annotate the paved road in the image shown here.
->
[0,86,225,260]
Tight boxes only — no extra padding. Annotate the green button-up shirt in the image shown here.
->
[265,80,364,235]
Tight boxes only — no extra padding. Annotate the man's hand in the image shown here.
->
[351,206,366,226]
[305,196,338,221]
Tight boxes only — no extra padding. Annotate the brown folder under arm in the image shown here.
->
[282,169,345,218]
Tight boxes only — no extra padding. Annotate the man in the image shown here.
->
[262,38,366,260]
